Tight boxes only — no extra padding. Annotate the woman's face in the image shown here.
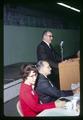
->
[27,71,37,85]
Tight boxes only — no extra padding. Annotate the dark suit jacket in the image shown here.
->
[35,74,73,103]
[37,41,60,68]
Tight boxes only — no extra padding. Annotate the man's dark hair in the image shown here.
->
[42,30,52,38]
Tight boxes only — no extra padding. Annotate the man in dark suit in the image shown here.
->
[37,30,61,88]
[35,60,80,103]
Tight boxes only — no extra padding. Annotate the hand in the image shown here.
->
[55,99,66,108]
[73,87,80,94]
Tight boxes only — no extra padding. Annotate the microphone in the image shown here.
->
[60,40,64,47]
[60,40,64,61]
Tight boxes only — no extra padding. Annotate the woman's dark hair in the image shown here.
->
[20,64,38,80]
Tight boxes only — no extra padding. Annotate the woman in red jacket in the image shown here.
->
[19,64,65,117]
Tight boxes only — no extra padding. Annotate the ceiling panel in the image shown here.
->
[4,0,80,22]
[4,0,81,10]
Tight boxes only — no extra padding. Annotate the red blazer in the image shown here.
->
[19,81,55,117]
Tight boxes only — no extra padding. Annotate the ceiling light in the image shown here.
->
[57,2,80,12]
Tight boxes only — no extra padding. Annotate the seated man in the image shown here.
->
[19,64,66,117]
[35,60,80,103]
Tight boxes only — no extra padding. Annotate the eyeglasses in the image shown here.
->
[28,74,37,78]
[47,35,53,38]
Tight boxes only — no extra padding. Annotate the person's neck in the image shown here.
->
[24,80,31,86]
[24,81,35,90]
[39,72,47,78]
[43,40,50,47]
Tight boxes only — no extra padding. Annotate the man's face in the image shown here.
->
[44,32,53,44]
[42,61,52,76]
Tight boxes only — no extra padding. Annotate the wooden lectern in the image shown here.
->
[58,58,80,90]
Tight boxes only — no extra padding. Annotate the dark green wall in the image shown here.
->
[4,25,80,65]
[51,30,80,58]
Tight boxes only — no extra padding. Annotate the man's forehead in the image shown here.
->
[47,32,52,35]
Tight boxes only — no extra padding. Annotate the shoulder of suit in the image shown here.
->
[38,41,49,48]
